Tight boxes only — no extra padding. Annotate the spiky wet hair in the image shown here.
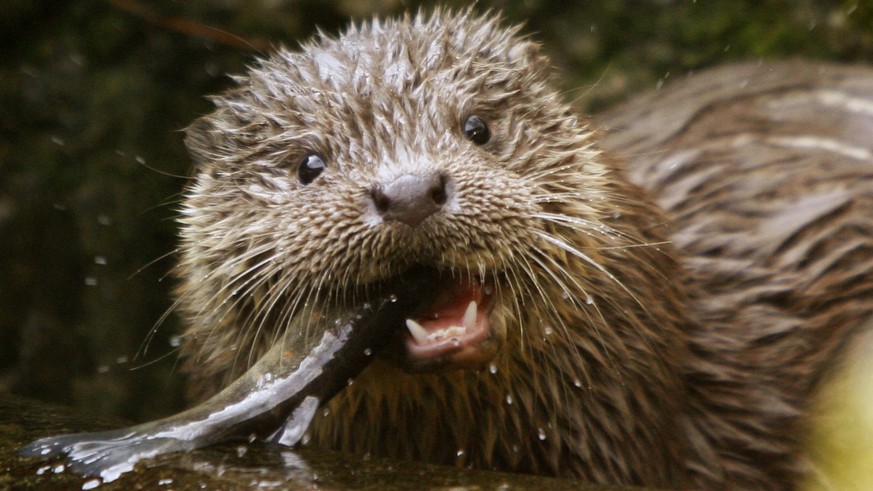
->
[175,7,613,368]
[175,9,685,483]
[184,8,556,172]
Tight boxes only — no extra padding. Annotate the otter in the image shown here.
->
[173,9,873,490]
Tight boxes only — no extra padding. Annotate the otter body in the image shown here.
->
[176,10,873,490]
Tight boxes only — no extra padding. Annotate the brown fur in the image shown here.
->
[175,9,873,490]
[597,60,873,487]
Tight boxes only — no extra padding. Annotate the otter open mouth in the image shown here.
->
[390,271,497,371]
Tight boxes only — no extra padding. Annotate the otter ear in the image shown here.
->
[184,116,220,167]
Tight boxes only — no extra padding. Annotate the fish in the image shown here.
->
[19,268,439,483]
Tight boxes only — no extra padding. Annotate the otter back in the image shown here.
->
[598,60,873,488]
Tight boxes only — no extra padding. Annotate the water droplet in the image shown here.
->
[321,408,331,417]
[388,294,398,303]
[236,446,247,458]
[537,428,547,441]
[94,255,107,265]
[505,394,513,405]
[363,348,372,356]
[456,449,465,457]
[52,464,65,474]
[573,378,582,388]
[36,465,51,475]
[585,295,594,305]
[544,326,553,336]
[158,478,174,486]
[82,478,101,490]
[347,378,355,386]
[301,433,311,445]
[512,444,520,453]
[362,302,372,310]
[169,335,182,347]
[84,277,98,287]
[561,290,571,299]
[135,155,146,165]
[488,363,498,374]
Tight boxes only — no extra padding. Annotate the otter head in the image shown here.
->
[178,9,617,376]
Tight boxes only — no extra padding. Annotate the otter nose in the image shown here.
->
[371,174,448,227]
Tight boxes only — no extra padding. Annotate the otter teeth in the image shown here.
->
[463,301,477,331]
[405,301,479,345]
[405,319,430,344]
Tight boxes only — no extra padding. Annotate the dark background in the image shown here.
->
[1,0,871,422]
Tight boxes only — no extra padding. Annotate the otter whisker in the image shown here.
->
[526,243,618,381]
[187,246,284,362]
[533,212,641,244]
[533,230,649,318]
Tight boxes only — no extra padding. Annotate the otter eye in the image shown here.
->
[297,153,326,185]
[463,115,490,145]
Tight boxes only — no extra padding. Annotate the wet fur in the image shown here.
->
[175,9,873,490]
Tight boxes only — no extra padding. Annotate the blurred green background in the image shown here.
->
[1,0,871,488]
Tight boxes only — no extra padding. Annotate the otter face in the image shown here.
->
[178,11,607,375]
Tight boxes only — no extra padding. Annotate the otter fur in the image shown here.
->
[175,9,873,490]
